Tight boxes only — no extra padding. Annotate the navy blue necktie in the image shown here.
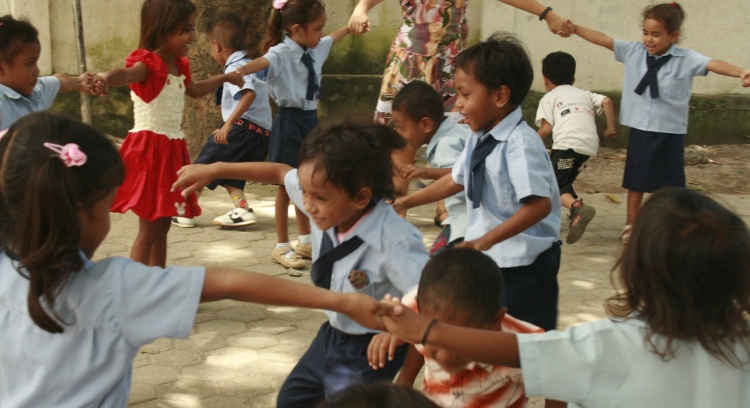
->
[634,54,672,98]
[467,136,499,208]
[214,86,222,106]
[300,52,319,101]
[311,233,364,289]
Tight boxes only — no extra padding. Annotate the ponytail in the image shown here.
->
[263,8,284,54]
[261,0,325,54]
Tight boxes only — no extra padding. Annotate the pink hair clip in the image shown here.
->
[0,129,7,140]
[273,0,287,10]
[43,142,87,167]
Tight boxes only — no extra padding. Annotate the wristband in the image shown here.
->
[539,6,553,21]
[420,318,438,345]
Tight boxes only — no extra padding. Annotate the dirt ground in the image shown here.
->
[575,144,750,195]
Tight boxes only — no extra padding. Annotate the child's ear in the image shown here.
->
[418,116,436,135]
[491,307,507,331]
[493,85,511,109]
[571,77,576,86]
[290,23,303,37]
[669,30,679,44]
[352,187,373,209]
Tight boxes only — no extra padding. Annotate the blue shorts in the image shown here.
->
[268,107,318,168]
[194,118,269,190]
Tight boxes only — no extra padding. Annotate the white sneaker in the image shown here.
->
[171,216,195,228]
[213,208,257,228]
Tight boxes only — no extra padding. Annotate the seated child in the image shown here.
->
[535,51,617,244]
[394,33,562,331]
[184,12,273,228]
[369,248,555,407]
[0,112,390,407]
[391,81,470,254]
[0,15,92,130]
[172,118,428,408]
[381,188,750,407]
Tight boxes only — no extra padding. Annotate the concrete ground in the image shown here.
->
[99,183,750,407]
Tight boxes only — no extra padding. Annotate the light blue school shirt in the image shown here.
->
[0,252,204,407]
[519,318,750,407]
[222,50,272,130]
[284,170,426,335]
[425,118,470,241]
[452,107,561,268]
[0,76,60,130]
[615,40,711,134]
[263,35,333,110]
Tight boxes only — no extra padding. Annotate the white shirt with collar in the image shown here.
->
[284,170,427,334]
[0,76,60,130]
[452,107,561,268]
[221,50,272,130]
[263,35,333,111]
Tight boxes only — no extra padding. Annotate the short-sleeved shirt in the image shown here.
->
[0,76,60,130]
[518,318,750,407]
[401,288,543,407]
[263,35,334,110]
[452,107,561,267]
[615,40,711,134]
[284,170,426,334]
[425,119,470,241]
[535,85,606,157]
[0,252,205,407]
[222,50,272,130]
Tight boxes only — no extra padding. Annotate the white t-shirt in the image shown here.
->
[518,318,750,407]
[535,85,606,157]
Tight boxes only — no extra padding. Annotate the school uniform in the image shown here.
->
[614,41,712,192]
[0,76,60,130]
[0,251,204,407]
[452,107,562,331]
[424,118,470,252]
[194,50,272,190]
[264,35,333,167]
[276,170,427,407]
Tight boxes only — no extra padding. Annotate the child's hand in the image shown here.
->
[78,73,95,95]
[455,237,491,252]
[227,71,244,87]
[91,73,109,96]
[380,295,428,345]
[390,196,408,218]
[368,332,405,370]
[347,9,370,34]
[604,127,618,139]
[213,124,231,145]
[171,164,212,197]
[544,12,573,38]
[398,164,426,181]
[741,70,750,87]
[338,293,402,331]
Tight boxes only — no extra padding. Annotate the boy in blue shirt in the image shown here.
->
[394,32,562,331]
[173,13,273,229]
[391,81,470,254]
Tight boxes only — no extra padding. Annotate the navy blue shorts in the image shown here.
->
[623,128,685,192]
[269,107,318,168]
[276,321,407,408]
[194,118,269,190]
[550,149,590,198]
[501,241,561,331]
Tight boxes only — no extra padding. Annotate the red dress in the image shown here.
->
[111,50,201,221]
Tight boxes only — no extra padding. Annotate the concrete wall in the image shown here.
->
[4,0,750,147]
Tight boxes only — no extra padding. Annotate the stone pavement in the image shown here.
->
[96,183,750,408]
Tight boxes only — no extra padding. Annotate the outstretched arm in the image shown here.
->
[186,72,239,98]
[381,298,521,368]
[329,25,351,44]
[236,57,271,76]
[392,172,464,215]
[573,23,614,51]
[348,0,385,34]
[92,62,148,95]
[54,73,93,94]
[171,162,292,197]
[706,60,750,87]
[497,0,572,37]
[202,267,390,331]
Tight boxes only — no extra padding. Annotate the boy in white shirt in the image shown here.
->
[535,51,617,244]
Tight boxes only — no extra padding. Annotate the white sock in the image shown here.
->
[298,234,312,245]
[275,242,291,249]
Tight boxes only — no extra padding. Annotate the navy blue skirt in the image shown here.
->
[622,128,685,192]
[269,107,318,168]
[194,118,269,190]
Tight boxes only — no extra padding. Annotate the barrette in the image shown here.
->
[0,129,7,140]
[273,0,287,10]
[43,142,87,167]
